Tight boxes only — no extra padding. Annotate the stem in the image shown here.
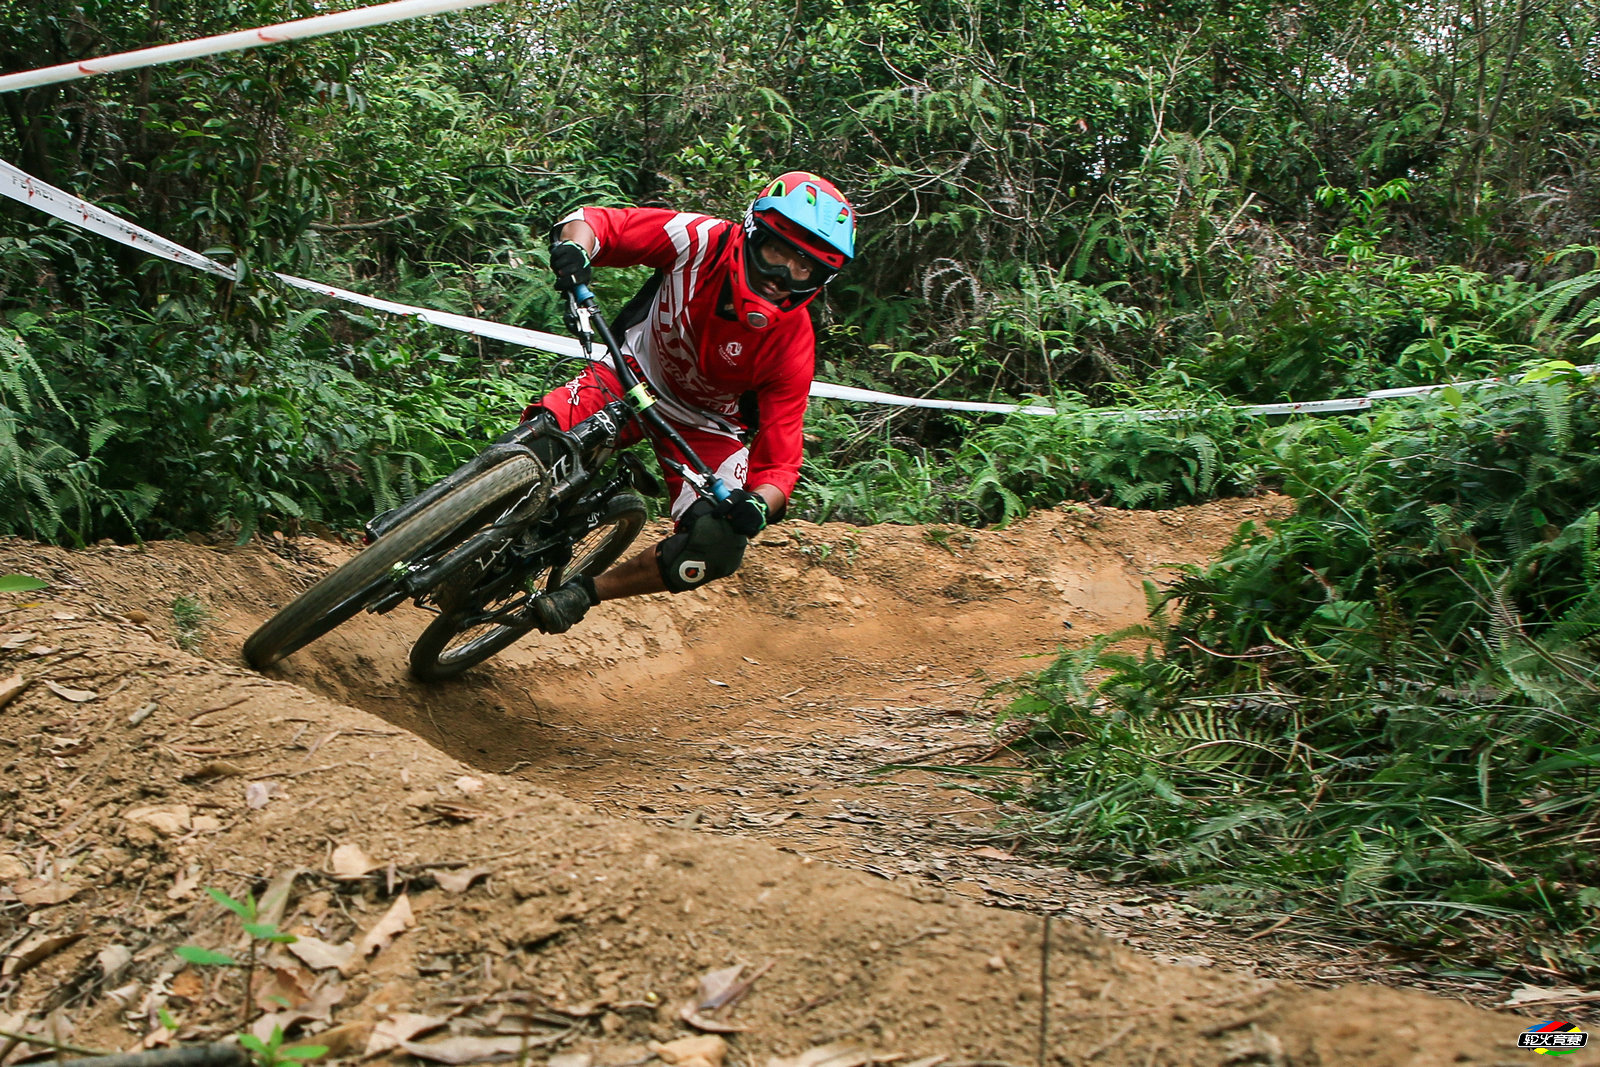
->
[0,1028,106,1057]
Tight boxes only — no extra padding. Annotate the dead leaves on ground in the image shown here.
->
[1,930,85,977]
[680,961,773,1033]
[0,673,27,709]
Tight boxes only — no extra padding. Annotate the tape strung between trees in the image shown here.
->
[0,0,503,94]
[1,158,1592,420]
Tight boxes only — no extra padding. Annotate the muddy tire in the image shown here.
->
[243,458,544,669]
[408,491,647,682]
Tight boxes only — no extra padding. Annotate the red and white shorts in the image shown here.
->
[527,363,749,521]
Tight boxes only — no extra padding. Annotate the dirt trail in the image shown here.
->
[0,499,1567,1067]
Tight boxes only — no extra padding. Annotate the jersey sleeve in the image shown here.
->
[568,206,716,271]
[744,324,816,500]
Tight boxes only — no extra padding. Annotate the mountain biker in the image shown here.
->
[524,172,857,634]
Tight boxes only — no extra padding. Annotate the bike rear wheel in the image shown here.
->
[407,491,648,682]
[243,458,544,669]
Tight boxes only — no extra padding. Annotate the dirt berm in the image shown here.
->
[0,498,1557,1066]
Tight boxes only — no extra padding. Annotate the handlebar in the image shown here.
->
[565,287,731,504]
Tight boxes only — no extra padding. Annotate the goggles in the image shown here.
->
[748,224,837,294]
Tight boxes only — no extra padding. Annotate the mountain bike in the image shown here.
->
[241,286,734,681]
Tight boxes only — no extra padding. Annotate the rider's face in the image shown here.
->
[756,239,818,286]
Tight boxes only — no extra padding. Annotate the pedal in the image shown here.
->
[619,452,664,497]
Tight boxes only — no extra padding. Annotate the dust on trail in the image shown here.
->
[0,497,1568,1067]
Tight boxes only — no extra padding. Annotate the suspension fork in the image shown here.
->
[568,286,732,505]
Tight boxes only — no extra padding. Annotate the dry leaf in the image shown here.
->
[680,960,772,1032]
[253,965,314,1013]
[454,775,484,795]
[679,1009,749,1035]
[170,969,206,1000]
[764,1045,873,1067]
[98,944,133,980]
[356,894,414,960]
[315,1021,374,1059]
[430,866,492,894]
[286,935,357,974]
[246,781,286,810]
[364,1012,449,1056]
[694,965,748,1011]
[167,864,203,901]
[186,760,246,780]
[0,674,28,710]
[256,868,298,930]
[329,842,376,879]
[398,1034,562,1064]
[14,877,81,906]
[124,804,192,837]
[2,931,85,977]
[968,846,1016,861]
[428,800,493,821]
[1502,985,1589,1007]
[651,1036,727,1067]
[43,679,97,703]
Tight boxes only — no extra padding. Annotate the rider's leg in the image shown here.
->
[594,548,667,599]
[532,400,752,631]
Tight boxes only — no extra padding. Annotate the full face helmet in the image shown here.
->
[727,171,856,329]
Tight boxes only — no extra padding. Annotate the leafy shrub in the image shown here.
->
[997,368,1600,977]
[795,387,1264,525]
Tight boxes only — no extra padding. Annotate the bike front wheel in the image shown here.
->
[243,457,545,669]
[407,491,648,682]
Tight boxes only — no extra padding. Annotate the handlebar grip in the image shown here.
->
[573,283,595,304]
[709,479,732,502]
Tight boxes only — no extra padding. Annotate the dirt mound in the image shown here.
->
[0,498,1560,1066]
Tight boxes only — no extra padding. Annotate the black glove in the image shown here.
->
[549,239,592,292]
[716,487,769,538]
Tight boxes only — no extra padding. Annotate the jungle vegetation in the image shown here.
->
[2,0,1598,980]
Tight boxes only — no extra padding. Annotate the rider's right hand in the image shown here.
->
[549,239,593,293]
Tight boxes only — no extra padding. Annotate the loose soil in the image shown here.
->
[0,498,1585,1067]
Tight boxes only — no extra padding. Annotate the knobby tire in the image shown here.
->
[242,458,543,669]
[408,491,647,682]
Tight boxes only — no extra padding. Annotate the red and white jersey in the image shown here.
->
[562,206,814,498]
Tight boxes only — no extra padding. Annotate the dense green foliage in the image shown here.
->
[999,364,1600,977]
[4,0,1600,541]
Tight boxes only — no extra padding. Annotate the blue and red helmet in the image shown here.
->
[728,171,856,329]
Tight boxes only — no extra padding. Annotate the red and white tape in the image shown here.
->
[0,159,584,358]
[0,0,502,94]
[1,158,1591,417]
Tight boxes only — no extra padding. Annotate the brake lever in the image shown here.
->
[565,291,594,356]
[661,457,732,503]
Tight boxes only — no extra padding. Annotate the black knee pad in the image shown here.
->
[656,500,748,592]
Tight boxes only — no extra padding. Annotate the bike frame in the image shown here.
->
[360,290,732,613]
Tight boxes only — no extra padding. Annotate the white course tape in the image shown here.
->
[0,161,235,278]
[0,0,502,94]
[0,159,586,359]
[274,275,586,358]
[3,156,1594,418]
[809,380,1057,416]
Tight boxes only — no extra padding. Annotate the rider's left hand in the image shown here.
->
[716,488,769,537]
